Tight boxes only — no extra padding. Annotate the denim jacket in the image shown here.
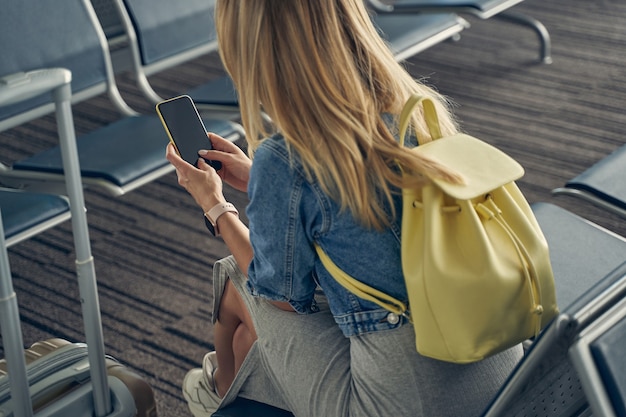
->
[246,128,415,337]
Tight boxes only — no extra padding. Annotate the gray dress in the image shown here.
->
[209,256,523,417]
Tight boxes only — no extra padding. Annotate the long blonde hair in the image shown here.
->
[215,0,462,229]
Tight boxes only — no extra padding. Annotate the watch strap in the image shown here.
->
[204,202,239,236]
[204,215,216,236]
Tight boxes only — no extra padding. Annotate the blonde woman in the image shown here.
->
[166,1,522,416]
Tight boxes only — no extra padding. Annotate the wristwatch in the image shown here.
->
[204,202,239,236]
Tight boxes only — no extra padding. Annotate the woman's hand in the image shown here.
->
[200,133,252,193]
[166,143,225,213]
[166,133,256,273]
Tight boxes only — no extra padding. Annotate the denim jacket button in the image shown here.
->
[387,313,399,325]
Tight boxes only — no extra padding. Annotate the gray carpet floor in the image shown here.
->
[2,0,625,415]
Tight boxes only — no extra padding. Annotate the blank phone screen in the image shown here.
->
[157,95,216,167]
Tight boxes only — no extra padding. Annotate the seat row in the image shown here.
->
[1,0,474,245]
[0,2,479,415]
[1,0,558,245]
[2,1,624,417]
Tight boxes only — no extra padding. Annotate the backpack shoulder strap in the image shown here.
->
[314,243,408,318]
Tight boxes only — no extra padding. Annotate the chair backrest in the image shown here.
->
[0,0,133,133]
[111,0,467,108]
[91,0,126,41]
[108,0,220,105]
[118,0,218,69]
[482,261,626,417]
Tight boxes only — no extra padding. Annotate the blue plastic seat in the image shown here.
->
[552,143,626,220]
[212,398,293,417]
[0,189,70,248]
[531,202,626,309]
[0,0,243,196]
[369,0,526,19]
[11,115,237,191]
[367,0,552,63]
[372,12,469,62]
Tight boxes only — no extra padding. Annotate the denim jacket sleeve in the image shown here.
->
[246,137,320,314]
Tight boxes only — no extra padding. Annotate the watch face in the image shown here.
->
[204,214,216,236]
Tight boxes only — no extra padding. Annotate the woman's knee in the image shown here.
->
[218,279,257,338]
[232,322,256,365]
[217,280,243,322]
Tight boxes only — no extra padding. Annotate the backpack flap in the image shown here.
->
[413,134,525,200]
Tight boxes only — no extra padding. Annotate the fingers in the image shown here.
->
[198,149,227,167]
[166,144,189,185]
[201,134,249,169]
[208,132,241,153]
[196,157,211,170]
[165,143,186,169]
[166,144,197,183]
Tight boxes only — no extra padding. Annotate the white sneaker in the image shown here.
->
[182,352,221,417]
[202,351,219,393]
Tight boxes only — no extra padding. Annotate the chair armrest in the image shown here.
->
[0,68,71,107]
[366,0,526,19]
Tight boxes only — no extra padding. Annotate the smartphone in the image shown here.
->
[156,95,222,170]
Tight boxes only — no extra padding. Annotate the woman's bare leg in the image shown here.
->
[213,279,257,396]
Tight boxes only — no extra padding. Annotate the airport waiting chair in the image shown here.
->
[482,261,626,416]
[552,143,626,220]
[107,0,240,118]
[106,0,467,119]
[570,292,626,417]
[479,203,626,416]
[0,0,243,197]
[367,0,552,63]
[189,12,469,116]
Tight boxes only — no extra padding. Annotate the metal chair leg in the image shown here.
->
[498,11,553,64]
